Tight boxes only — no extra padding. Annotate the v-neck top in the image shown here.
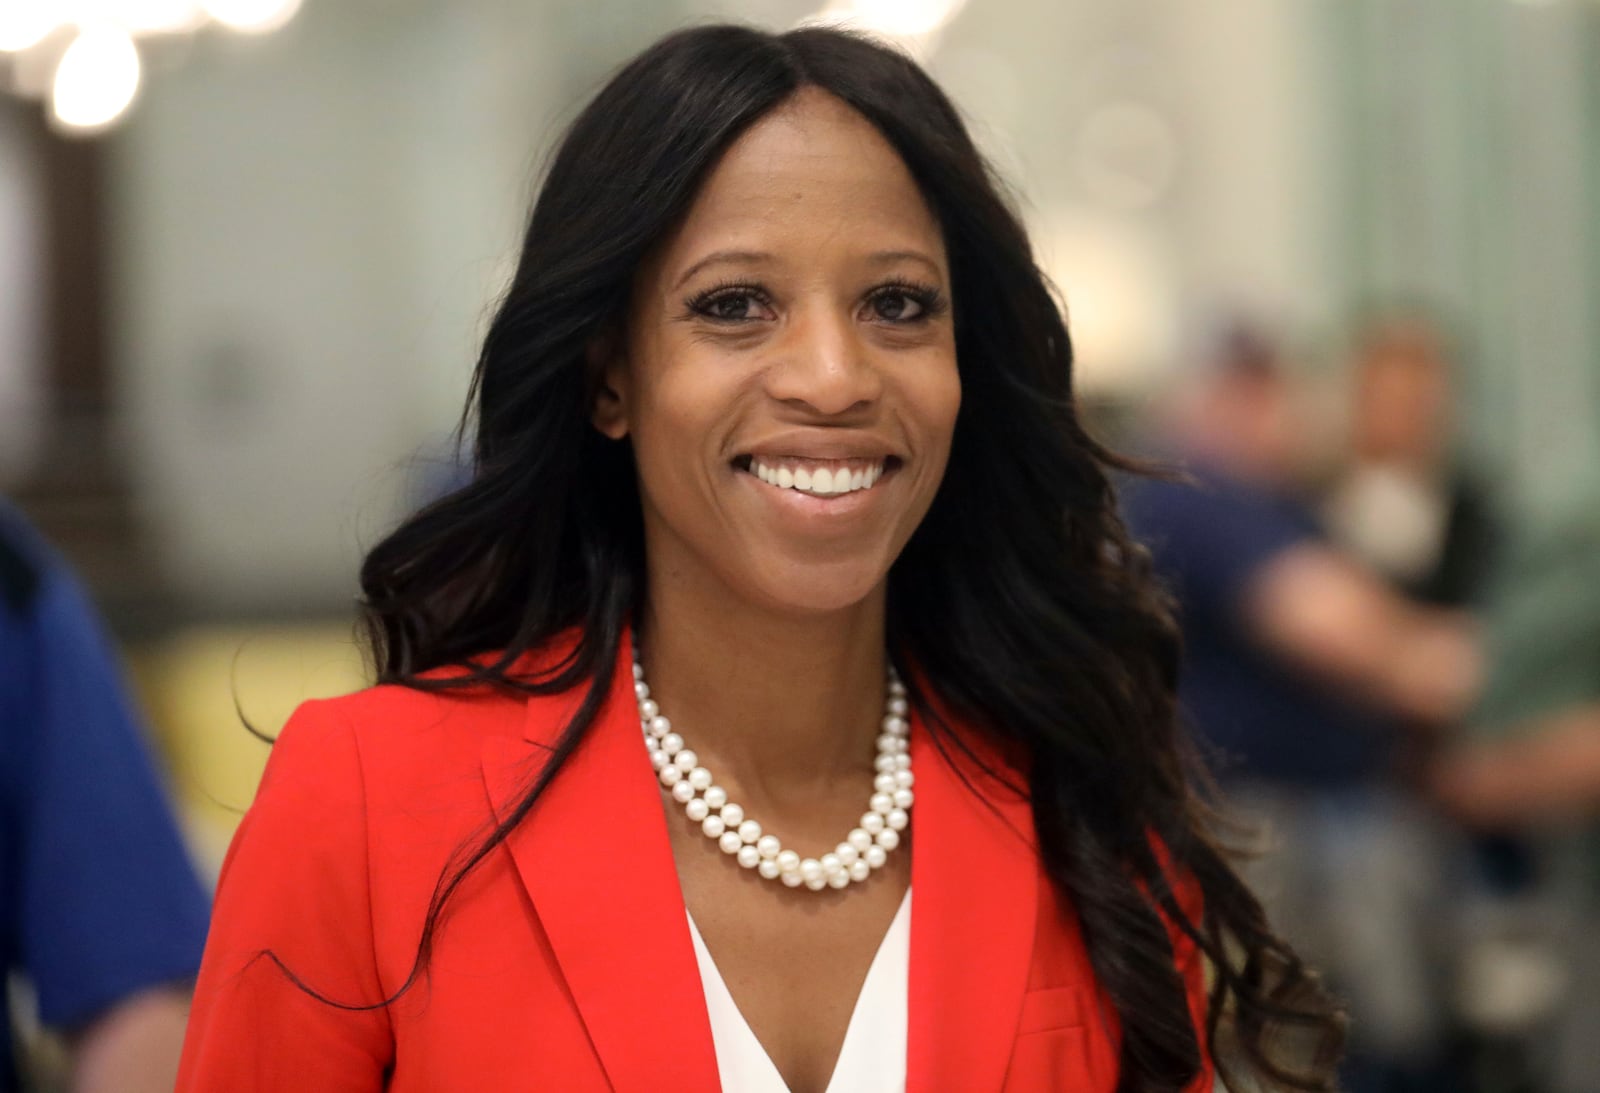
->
[685,890,912,1093]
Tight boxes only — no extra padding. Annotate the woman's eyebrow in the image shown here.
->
[672,248,943,291]
[673,249,773,290]
[865,250,943,278]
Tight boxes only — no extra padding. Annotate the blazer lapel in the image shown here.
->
[481,636,720,1092]
[907,708,1039,1093]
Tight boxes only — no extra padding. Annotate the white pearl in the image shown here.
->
[633,652,912,894]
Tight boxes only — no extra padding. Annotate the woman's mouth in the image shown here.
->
[734,455,900,499]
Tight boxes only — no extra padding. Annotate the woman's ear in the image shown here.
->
[587,336,630,440]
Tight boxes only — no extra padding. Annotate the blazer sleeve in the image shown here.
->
[177,699,393,1091]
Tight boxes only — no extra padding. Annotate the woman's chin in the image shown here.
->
[732,560,890,620]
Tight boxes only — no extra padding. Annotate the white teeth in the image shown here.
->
[748,458,889,498]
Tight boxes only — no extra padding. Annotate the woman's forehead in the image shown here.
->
[655,89,946,277]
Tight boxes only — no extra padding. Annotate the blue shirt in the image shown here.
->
[1122,469,1392,788]
[0,502,209,1089]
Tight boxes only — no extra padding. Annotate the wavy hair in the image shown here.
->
[357,23,1344,1092]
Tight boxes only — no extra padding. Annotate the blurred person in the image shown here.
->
[177,26,1346,1093]
[0,498,210,1092]
[1431,518,1600,1093]
[1122,322,1482,1093]
[1323,310,1496,608]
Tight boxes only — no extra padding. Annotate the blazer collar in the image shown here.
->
[482,631,1039,1093]
[481,630,722,1091]
[907,701,1039,1093]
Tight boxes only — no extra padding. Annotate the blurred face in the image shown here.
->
[1354,326,1452,462]
[593,88,960,617]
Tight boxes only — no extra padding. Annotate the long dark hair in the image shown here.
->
[358,23,1343,1092]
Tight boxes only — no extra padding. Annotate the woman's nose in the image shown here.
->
[765,305,883,416]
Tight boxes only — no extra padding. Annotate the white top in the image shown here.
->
[685,890,912,1093]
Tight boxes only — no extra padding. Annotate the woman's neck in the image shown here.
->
[635,584,889,806]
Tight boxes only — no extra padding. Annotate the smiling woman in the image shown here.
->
[177,24,1342,1093]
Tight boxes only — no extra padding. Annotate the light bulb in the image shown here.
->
[50,26,141,131]
[809,0,968,37]
[201,0,302,34]
[0,0,64,52]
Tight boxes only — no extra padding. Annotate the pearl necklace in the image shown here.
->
[634,649,913,891]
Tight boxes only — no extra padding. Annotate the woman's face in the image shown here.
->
[595,87,960,619]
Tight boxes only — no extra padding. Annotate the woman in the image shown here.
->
[178,24,1341,1093]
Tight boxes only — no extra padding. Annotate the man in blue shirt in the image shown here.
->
[1122,326,1481,1093]
[0,499,209,1091]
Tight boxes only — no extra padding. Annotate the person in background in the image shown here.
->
[1122,322,1482,1093]
[1431,515,1600,1093]
[0,498,209,1093]
[1323,310,1496,610]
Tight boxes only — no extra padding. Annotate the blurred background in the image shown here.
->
[2,0,1598,1090]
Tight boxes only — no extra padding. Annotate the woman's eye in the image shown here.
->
[866,288,930,323]
[692,288,770,323]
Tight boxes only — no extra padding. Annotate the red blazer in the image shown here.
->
[178,632,1213,1091]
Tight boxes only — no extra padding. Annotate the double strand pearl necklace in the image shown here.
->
[634,649,914,891]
